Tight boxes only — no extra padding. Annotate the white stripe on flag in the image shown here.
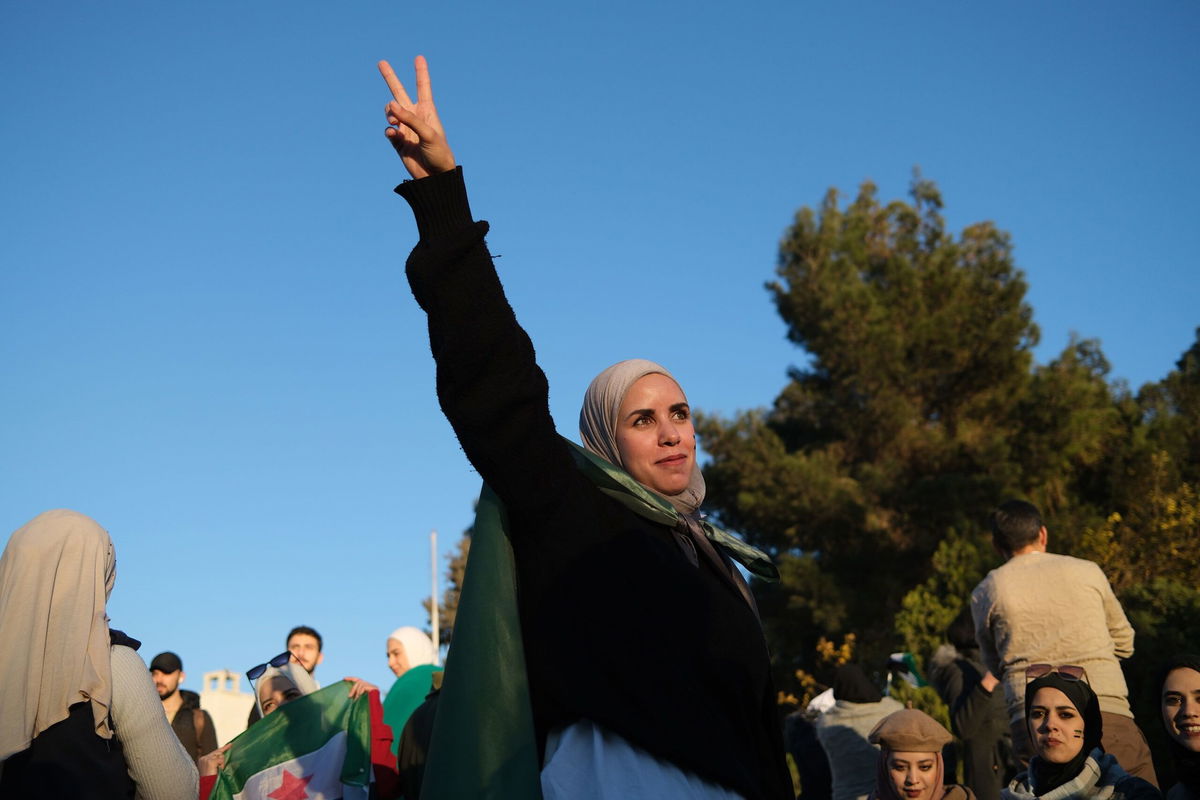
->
[232,731,368,800]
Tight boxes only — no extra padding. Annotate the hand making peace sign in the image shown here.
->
[378,56,456,180]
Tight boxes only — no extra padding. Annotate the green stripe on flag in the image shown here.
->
[209,681,372,800]
[421,484,542,799]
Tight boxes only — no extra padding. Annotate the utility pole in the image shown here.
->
[430,529,440,665]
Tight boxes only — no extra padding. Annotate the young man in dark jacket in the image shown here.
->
[151,651,217,765]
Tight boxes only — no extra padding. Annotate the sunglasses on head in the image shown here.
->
[1026,663,1088,683]
[246,651,293,682]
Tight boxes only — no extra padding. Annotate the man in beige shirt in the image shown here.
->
[971,499,1157,785]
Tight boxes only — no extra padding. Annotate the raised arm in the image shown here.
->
[378,56,574,514]
[378,57,456,180]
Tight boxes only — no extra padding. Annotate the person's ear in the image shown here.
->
[1038,526,1048,549]
[316,651,324,667]
[179,670,186,685]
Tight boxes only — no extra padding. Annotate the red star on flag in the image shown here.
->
[266,768,313,800]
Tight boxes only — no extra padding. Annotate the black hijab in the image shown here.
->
[1024,673,1104,794]
[1160,654,1200,795]
[833,664,883,703]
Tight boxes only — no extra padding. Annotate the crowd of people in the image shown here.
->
[786,500,1197,800]
[0,55,1196,800]
[2,506,1195,799]
[0,509,445,800]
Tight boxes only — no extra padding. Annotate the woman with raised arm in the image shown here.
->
[378,56,791,799]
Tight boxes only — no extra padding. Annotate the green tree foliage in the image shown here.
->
[893,530,991,668]
[1139,328,1200,486]
[698,175,1200,712]
[1077,457,1200,593]
[1012,337,1125,524]
[889,681,951,733]
[699,173,1040,674]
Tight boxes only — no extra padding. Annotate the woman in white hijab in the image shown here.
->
[0,509,197,799]
[387,626,438,678]
[383,627,442,757]
[379,57,790,799]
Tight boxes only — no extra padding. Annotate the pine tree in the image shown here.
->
[699,173,1040,677]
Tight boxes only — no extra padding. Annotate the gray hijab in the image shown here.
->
[578,358,706,515]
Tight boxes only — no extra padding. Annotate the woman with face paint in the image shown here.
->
[866,708,975,800]
[378,57,790,799]
[1159,655,1200,800]
[196,658,400,800]
[1002,670,1160,799]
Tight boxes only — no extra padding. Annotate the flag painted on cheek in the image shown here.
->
[209,682,372,800]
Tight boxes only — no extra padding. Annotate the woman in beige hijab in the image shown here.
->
[378,56,790,799]
[0,509,197,799]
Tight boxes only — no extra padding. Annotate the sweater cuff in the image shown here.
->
[394,166,475,242]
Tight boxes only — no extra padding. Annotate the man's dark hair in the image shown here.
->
[990,499,1043,554]
[287,625,323,651]
[946,605,977,652]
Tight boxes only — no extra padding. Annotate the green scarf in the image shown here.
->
[419,439,777,799]
[565,439,779,582]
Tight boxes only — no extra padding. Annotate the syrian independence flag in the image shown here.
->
[210,682,372,800]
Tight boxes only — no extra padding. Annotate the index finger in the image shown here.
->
[377,60,414,106]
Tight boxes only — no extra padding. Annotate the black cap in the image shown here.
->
[150,651,183,673]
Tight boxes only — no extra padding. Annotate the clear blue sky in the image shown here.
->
[3,1,1197,697]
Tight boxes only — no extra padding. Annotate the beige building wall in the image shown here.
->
[199,669,255,747]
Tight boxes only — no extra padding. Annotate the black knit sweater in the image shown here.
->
[396,167,792,800]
